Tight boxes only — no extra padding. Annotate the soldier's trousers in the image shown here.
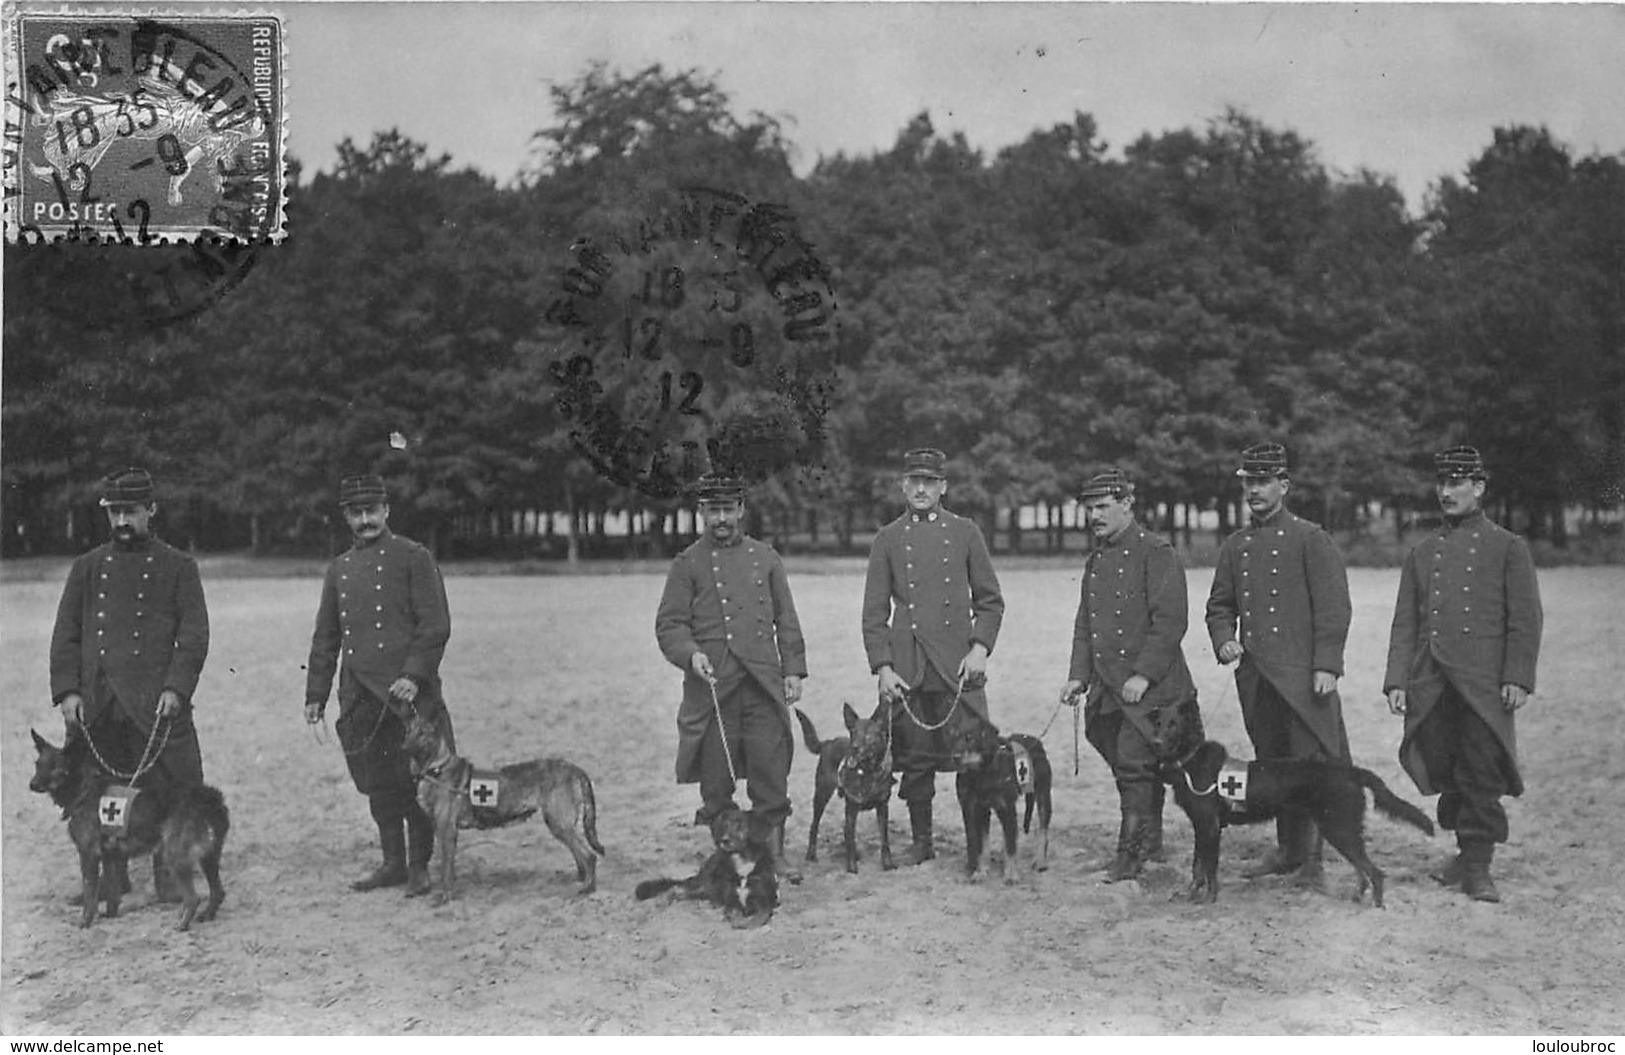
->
[1239,676,1348,763]
[85,699,205,791]
[891,663,964,804]
[1413,683,1511,847]
[697,677,792,825]
[1240,675,1348,856]
[1084,704,1160,816]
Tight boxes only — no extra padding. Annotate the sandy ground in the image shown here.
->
[3,562,1623,1036]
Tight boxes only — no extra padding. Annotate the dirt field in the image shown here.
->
[3,561,1623,1035]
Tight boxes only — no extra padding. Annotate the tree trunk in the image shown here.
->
[1008,505,1022,554]
[564,478,580,564]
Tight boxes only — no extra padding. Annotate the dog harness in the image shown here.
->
[1215,759,1256,819]
[1010,740,1036,795]
[467,767,510,827]
[97,785,139,835]
[468,770,501,807]
[837,751,895,807]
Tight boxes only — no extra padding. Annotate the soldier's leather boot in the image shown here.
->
[352,818,408,892]
[1293,821,1325,889]
[1142,783,1166,863]
[770,820,802,885]
[1461,842,1500,903]
[904,800,935,865]
[1429,853,1466,888]
[404,807,435,898]
[1103,813,1147,883]
[1244,813,1305,878]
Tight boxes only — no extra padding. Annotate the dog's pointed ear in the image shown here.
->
[843,702,860,731]
[30,728,50,752]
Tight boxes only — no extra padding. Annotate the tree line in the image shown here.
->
[4,63,1622,559]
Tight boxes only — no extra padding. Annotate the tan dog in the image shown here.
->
[401,714,603,905]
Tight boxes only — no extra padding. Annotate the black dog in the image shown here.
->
[1149,706,1433,908]
[796,701,896,873]
[30,729,229,930]
[948,708,1053,881]
[635,807,778,928]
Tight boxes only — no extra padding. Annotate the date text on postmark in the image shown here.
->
[546,186,841,500]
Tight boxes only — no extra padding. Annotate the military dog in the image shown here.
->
[947,708,1053,882]
[796,701,896,873]
[635,807,778,928]
[29,729,229,931]
[401,714,603,906]
[1148,705,1434,907]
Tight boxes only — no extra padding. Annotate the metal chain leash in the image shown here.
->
[897,675,968,732]
[80,714,170,786]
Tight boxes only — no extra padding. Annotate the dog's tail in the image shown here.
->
[1356,768,1435,836]
[578,772,605,856]
[188,784,232,840]
[794,708,824,755]
[634,877,682,900]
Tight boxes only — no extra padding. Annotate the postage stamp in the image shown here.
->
[546,185,842,499]
[2,8,286,244]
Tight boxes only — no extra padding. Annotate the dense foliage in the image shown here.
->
[4,66,1621,557]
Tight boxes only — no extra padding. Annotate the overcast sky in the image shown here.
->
[282,3,1622,212]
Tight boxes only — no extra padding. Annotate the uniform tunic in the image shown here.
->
[306,530,453,796]
[50,536,209,785]
[861,508,1004,718]
[655,534,807,790]
[1384,510,1542,800]
[1070,522,1197,750]
[1206,507,1352,760]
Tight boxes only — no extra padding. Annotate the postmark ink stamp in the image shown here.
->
[545,185,841,499]
[4,9,286,245]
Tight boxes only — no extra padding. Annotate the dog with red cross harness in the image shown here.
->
[1148,703,1434,907]
[401,713,604,906]
[946,706,1054,882]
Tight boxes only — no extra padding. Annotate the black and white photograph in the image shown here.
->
[3,0,1623,1039]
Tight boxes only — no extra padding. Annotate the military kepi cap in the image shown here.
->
[1236,442,1290,478]
[1435,445,1488,481]
[1077,468,1135,500]
[692,473,746,504]
[98,467,155,506]
[338,474,388,507]
[902,448,948,479]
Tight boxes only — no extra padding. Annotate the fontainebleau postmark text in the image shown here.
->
[546,185,841,499]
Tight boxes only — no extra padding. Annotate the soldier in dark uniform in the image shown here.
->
[655,475,807,882]
[1385,445,1542,903]
[1206,442,1353,885]
[861,448,1005,865]
[305,474,457,897]
[50,467,210,901]
[1061,469,1199,882]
